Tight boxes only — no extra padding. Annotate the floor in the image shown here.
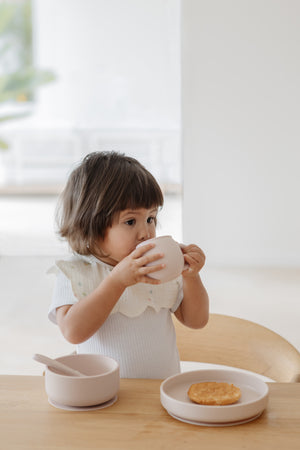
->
[1,195,299,375]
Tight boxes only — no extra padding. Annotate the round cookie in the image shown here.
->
[188,381,241,405]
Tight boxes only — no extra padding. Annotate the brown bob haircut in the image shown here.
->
[56,151,164,255]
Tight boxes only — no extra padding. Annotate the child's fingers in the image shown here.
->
[131,243,165,266]
[139,262,165,276]
[133,243,156,258]
[180,244,205,257]
[185,247,205,261]
[183,254,205,273]
[180,244,195,253]
[184,253,195,263]
[138,252,164,267]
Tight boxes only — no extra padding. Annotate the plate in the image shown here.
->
[160,369,269,426]
[48,395,118,411]
[168,411,262,427]
[180,361,274,383]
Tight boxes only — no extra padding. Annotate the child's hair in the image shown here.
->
[56,151,164,255]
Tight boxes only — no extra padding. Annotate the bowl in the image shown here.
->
[137,235,184,283]
[45,354,120,407]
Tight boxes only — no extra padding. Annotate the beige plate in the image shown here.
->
[160,369,269,426]
[168,411,263,427]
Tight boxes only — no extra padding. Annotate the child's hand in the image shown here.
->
[180,244,206,278]
[110,243,164,288]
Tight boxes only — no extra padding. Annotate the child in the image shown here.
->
[48,151,209,378]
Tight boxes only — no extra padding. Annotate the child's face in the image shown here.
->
[95,207,158,265]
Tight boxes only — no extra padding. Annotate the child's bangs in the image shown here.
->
[122,171,163,211]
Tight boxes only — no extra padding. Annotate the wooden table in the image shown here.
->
[1,376,300,449]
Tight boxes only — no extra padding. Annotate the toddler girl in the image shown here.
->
[48,151,209,378]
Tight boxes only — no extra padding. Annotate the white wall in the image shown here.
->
[33,0,180,130]
[182,0,300,267]
[1,1,181,187]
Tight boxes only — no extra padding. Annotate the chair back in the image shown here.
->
[173,313,300,382]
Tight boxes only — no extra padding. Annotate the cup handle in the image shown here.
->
[179,243,189,271]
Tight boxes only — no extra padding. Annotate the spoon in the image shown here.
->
[33,353,86,377]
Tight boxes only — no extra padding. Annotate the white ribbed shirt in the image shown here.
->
[48,255,183,378]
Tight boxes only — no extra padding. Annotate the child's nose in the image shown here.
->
[138,225,150,241]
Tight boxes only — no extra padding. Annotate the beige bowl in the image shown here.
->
[45,354,120,407]
[137,235,184,283]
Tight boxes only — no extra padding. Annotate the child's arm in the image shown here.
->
[174,244,209,329]
[56,244,164,344]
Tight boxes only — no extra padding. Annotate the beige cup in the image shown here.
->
[137,235,184,283]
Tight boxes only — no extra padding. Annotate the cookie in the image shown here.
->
[188,381,241,405]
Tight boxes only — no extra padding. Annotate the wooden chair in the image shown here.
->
[173,313,300,382]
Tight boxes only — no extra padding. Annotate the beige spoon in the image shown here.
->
[33,353,86,377]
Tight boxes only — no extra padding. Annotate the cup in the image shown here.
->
[137,235,184,283]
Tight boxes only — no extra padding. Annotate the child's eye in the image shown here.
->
[125,219,136,226]
[147,216,156,224]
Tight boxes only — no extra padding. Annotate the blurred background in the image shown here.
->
[0,0,299,374]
